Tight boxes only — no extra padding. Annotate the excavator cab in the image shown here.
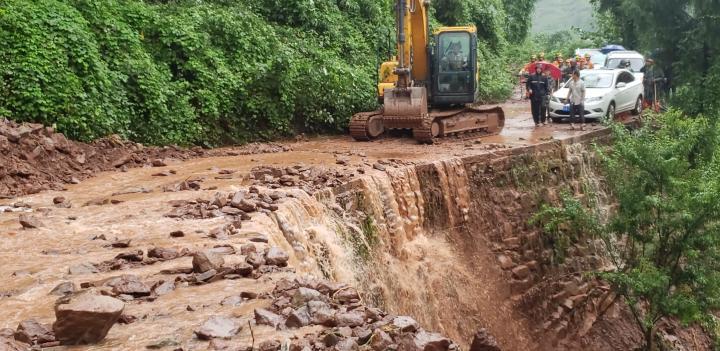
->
[432,28,478,105]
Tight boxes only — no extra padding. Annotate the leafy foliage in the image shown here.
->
[534,111,720,349]
[531,191,600,263]
[0,0,535,144]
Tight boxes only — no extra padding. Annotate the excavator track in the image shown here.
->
[349,110,384,141]
[412,117,435,144]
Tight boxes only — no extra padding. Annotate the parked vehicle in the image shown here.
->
[549,69,644,122]
[604,50,645,75]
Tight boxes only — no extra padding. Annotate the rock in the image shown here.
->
[307,301,336,327]
[414,331,451,351]
[220,295,243,306]
[497,255,514,270]
[240,291,258,299]
[245,252,266,269]
[153,280,176,296]
[151,159,167,167]
[169,230,185,238]
[292,287,323,307]
[53,197,65,205]
[372,163,386,171]
[194,316,241,340]
[0,329,13,338]
[233,262,254,276]
[14,319,55,345]
[285,306,311,328]
[336,156,350,165]
[49,282,76,296]
[335,310,365,327]
[333,287,360,304]
[114,250,143,262]
[53,293,124,345]
[254,308,283,328]
[258,340,281,351]
[68,263,98,275]
[209,339,252,351]
[194,269,217,282]
[248,233,269,243]
[192,250,224,273]
[236,199,257,212]
[265,247,289,267]
[240,243,256,255]
[335,338,359,351]
[110,239,131,248]
[118,314,137,324]
[369,329,393,351]
[393,316,419,332]
[146,338,181,349]
[0,337,27,351]
[469,329,501,351]
[511,265,530,279]
[230,191,246,208]
[148,247,180,260]
[18,215,43,229]
[106,275,151,297]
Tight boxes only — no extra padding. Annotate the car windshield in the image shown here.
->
[564,72,614,89]
[605,58,644,72]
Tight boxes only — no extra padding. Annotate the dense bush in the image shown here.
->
[0,0,532,145]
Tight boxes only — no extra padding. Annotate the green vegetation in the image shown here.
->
[0,0,536,145]
[531,0,596,33]
[534,112,720,350]
[532,191,600,263]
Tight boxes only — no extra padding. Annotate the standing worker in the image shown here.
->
[584,53,594,69]
[526,63,551,127]
[566,70,586,131]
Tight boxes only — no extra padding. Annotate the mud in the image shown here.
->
[2,100,706,351]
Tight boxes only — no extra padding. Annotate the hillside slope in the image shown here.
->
[531,0,596,33]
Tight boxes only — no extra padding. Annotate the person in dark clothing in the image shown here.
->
[526,64,550,127]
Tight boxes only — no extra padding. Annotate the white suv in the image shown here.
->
[549,69,644,121]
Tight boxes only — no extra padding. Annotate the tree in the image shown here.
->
[590,0,720,115]
[535,111,720,350]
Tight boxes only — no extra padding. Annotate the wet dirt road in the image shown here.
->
[0,98,610,350]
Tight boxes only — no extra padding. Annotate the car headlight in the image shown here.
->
[551,96,560,103]
[585,96,603,103]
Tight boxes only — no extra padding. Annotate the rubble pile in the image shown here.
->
[0,119,292,197]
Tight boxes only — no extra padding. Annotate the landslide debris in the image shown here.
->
[0,119,290,197]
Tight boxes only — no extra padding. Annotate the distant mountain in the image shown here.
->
[531,0,596,33]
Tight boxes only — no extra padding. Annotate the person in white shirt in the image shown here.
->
[566,70,586,130]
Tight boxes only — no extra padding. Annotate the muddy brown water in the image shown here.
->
[0,100,611,350]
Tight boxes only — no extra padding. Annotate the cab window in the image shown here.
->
[437,32,472,94]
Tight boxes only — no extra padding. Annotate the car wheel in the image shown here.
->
[631,96,643,115]
[606,102,616,120]
[551,117,563,123]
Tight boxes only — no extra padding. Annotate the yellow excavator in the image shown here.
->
[350,0,505,143]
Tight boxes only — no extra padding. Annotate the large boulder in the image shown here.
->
[192,250,224,273]
[52,293,125,345]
